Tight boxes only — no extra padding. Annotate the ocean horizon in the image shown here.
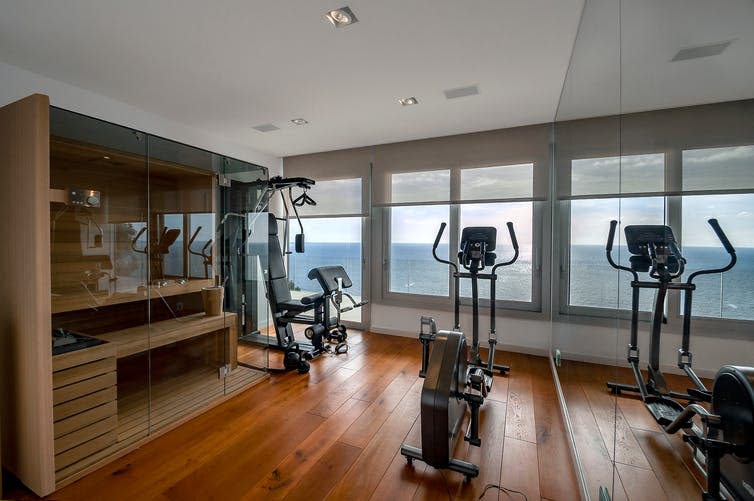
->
[286,242,754,321]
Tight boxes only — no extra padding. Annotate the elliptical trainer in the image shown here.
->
[604,219,754,500]
[420,222,519,385]
[401,221,519,480]
[605,219,736,419]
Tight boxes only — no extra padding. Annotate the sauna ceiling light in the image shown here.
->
[326,6,358,27]
[398,97,418,106]
[671,40,733,62]
[291,118,309,125]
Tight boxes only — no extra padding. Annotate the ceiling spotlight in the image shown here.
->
[291,118,309,125]
[398,97,418,106]
[326,6,358,27]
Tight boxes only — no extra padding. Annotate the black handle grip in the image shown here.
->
[506,222,519,250]
[606,220,618,252]
[708,219,735,254]
[433,222,446,250]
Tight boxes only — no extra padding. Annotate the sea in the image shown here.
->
[286,242,754,321]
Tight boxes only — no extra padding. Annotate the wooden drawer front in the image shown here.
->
[53,372,117,406]
[54,401,117,439]
[52,349,118,477]
[53,387,117,422]
[55,430,117,472]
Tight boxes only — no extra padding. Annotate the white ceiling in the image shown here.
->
[0,0,752,158]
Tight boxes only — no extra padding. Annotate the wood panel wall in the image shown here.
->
[0,94,56,495]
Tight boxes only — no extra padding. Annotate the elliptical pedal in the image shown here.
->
[645,397,691,428]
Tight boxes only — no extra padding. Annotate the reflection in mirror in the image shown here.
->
[551,0,754,500]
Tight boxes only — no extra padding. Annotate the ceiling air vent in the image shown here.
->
[671,40,733,62]
[444,85,480,100]
[252,123,280,132]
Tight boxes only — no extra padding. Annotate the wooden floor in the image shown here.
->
[558,360,711,500]
[5,331,578,500]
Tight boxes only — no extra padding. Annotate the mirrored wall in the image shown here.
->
[551,1,754,499]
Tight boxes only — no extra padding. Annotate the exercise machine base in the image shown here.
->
[400,445,479,481]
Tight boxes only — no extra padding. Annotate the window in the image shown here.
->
[288,217,362,297]
[389,205,450,296]
[284,178,366,324]
[458,202,533,302]
[568,197,665,311]
[565,154,666,313]
[563,144,754,324]
[384,163,539,310]
[680,144,754,321]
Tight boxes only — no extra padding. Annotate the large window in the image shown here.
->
[564,145,754,323]
[285,178,366,324]
[384,163,539,310]
[458,202,533,302]
[287,217,362,296]
[568,197,665,311]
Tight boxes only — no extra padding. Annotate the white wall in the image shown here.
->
[0,61,282,174]
[371,304,753,378]
[370,303,551,355]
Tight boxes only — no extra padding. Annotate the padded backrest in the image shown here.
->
[307,265,352,293]
[267,213,291,306]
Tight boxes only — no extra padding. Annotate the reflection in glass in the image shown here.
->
[569,197,665,311]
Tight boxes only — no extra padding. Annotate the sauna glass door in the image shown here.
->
[146,136,225,427]
[49,107,151,467]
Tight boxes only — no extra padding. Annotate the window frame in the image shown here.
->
[283,175,370,331]
[379,163,544,314]
[558,145,754,332]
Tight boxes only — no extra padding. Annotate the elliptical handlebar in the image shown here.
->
[708,218,736,255]
[432,223,458,273]
[605,220,639,281]
[492,222,519,272]
[686,219,737,284]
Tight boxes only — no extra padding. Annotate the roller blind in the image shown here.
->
[569,153,665,198]
[372,123,550,207]
[682,145,754,194]
[283,147,370,216]
[557,99,754,199]
[293,177,363,217]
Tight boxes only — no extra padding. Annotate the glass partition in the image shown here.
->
[551,0,623,499]
[552,1,754,500]
[146,135,225,431]
[47,107,269,481]
[219,157,271,373]
[49,108,152,459]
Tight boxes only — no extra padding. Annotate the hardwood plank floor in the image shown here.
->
[559,359,709,500]
[4,332,578,500]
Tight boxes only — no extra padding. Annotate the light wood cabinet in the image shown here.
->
[0,94,269,496]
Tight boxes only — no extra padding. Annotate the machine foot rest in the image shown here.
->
[645,397,690,428]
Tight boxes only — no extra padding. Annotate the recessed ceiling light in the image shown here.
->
[398,97,418,106]
[252,123,280,133]
[291,118,309,125]
[102,156,111,160]
[326,6,358,27]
